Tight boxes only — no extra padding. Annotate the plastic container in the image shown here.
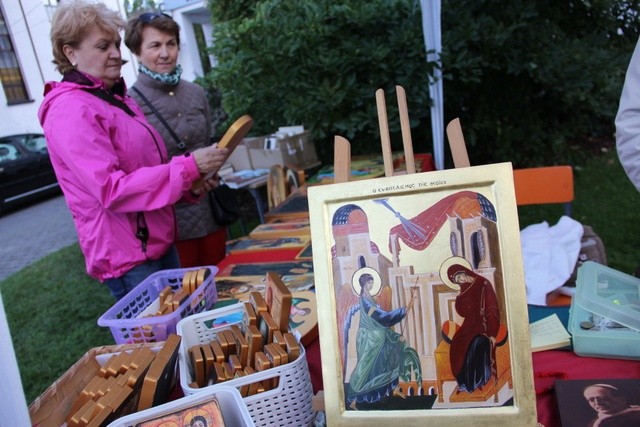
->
[106,385,254,427]
[176,303,315,427]
[98,266,218,344]
[568,261,640,359]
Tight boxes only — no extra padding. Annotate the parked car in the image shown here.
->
[0,133,60,214]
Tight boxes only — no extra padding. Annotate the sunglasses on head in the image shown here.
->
[138,12,172,23]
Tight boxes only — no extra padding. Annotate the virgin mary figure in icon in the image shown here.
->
[345,268,421,410]
[441,257,501,394]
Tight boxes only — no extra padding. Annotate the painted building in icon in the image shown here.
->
[330,197,512,404]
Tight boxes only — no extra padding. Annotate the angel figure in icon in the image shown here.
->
[344,267,421,410]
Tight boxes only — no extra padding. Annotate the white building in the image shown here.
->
[0,0,211,137]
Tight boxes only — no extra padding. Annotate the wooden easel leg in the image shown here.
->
[446,118,471,168]
[333,136,351,184]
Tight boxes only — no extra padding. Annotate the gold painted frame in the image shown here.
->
[308,163,537,426]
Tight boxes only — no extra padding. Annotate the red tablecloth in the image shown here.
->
[303,341,640,425]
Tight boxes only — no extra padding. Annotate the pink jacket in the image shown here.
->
[38,72,201,281]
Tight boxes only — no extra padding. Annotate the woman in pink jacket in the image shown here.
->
[38,0,228,300]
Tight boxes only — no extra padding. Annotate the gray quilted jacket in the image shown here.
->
[129,73,221,240]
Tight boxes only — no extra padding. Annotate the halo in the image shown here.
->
[439,256,472,291]
[352,267,382,296]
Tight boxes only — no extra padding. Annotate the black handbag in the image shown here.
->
[132,86,240,225]
[208,182,240,225]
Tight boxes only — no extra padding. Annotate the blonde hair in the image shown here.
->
[50,0,126,74]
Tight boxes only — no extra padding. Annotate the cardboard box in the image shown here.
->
[28,343,163,427]
[243,132,318,170]
[225,142,253,171]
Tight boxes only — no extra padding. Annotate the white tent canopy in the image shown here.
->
[420,0,444,170]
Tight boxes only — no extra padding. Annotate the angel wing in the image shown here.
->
[336,282,359,371]
[375,285,393,312]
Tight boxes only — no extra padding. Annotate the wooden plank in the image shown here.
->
[376,89,394,177]
[333,136,351,184]
[396,85,416,174]
[446,118,470,168]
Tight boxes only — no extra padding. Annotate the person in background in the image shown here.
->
[39,0,228,300]
[615,37,640,277]
[124,12,228,268]
[583,383,640,427]
[616,37,640,193]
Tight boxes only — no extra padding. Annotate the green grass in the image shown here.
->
[1,149,638,406]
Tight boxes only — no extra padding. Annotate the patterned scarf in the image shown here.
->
[138,63,182,86]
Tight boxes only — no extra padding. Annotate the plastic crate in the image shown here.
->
[106,385,254,427]
[98,266,218,344]
[176,303,315,427]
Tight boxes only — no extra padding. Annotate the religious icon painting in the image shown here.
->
[308,162,537,426]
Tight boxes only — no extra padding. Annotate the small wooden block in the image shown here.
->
[264,343,283,367]
[76,399,98,427]
[201,342,215,380]
[98,354,118,378]
[283,332,301,361]
[265,271,293,333]
[264,343,283,389]
[243,302,258,331]
[233,328,249,368]
[67,376,103,421]
[195,267,211,289]
[106,384,133,415]
[259,310,278,345]
[172,288,189,310]
[253,351,272,391]
[254,351,272,372]
[85,405,114,427]
[249,291,268,318]
[222,362,235,380]
[129,347,156,370]
[138,334,181,411]
[189,345,206,388]
[181,270,193,292]
[159,285,173,305]
[272,330,286,351]
[188,269,199,294]
[215,330,230,358]
[210,340,226,363]
[220,329,236,357]
[245,324,263,368]
[228,354,243,373]
[210,362,226,384]
[95,376,116,398]
[235,369,250,397]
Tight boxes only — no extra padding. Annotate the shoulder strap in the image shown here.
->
[83,88,136,117]
[132,86,186,152]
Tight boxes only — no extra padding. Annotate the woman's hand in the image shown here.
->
[192,144,229,175]
[190,174,220,196]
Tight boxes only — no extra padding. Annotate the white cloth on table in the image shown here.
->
[520,215,584,306]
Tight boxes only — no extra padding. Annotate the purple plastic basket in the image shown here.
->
[97,266,218,344]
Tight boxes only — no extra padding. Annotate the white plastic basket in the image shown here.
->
[176,303,315,427]
[106,385,254,427]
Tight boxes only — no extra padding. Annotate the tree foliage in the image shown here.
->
[205,0,640,167]
[206,0,436,162]
[441,0,639,166]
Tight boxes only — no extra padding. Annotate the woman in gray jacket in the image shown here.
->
[125,11,227,267]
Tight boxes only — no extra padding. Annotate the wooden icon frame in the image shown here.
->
[308,163,537,426]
